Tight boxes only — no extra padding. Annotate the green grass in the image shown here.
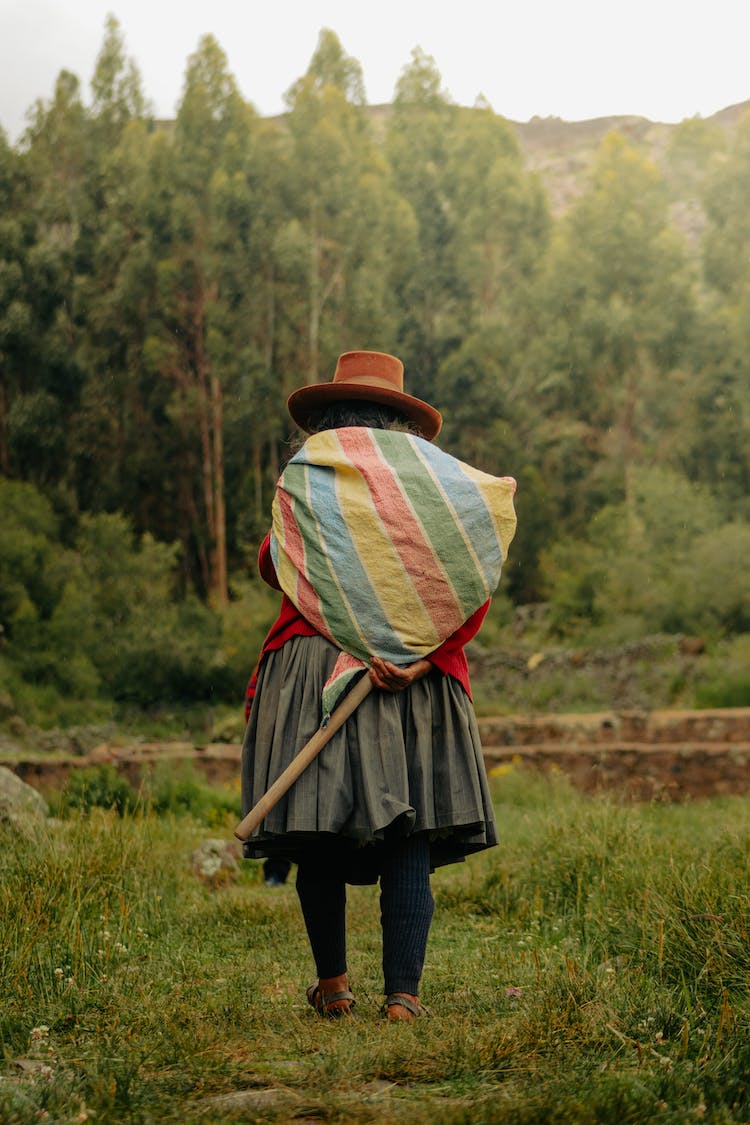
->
[2,771,749,1123]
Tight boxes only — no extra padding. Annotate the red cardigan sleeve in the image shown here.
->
[257,533,281,590]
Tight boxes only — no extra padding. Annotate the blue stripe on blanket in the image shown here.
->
[409,437,506,593]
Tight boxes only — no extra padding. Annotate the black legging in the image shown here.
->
[295,833,435,996]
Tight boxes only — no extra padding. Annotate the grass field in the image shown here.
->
[1,768,749,1123]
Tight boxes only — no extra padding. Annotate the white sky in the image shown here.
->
[1,0,749,143]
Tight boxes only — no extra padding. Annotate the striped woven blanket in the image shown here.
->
[270,427,517,719]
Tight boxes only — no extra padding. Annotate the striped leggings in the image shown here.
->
[295,833,435,996]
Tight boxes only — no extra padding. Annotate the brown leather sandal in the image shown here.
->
[381,993,432,1021]
[306,982,356,1018]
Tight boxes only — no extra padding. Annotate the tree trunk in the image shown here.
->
[308,202,320,384]
[621,354,645,543]
[210,367,228,605]
[194,282,228,606]
[252,441,263,527]
[179,474,210,596]
[0,372,8,476]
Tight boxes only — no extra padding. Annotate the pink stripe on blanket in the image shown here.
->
[276,489,328,635]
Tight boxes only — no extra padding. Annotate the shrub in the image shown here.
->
[693,634,750,708]
[542,467,750,638]
[58,762,238,825]
[142,764,238,824]
[61,765,139,816]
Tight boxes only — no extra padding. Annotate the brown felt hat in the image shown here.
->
[286,351,442,440]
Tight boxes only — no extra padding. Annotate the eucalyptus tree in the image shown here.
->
[532,132,697,531]
[432,103,551,463]
[1,70,88,497]
[276,29,415,392]
[0,132,29,476]
[64,18,162,535]
[692,112,750,512]
[136,34,256,603]
[139,35,297,601]
[384,49,465,400]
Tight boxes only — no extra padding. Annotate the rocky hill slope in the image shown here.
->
[510,101,750,230]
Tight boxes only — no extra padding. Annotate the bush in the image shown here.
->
[0,489,260,715]
[61,765,139,816]
[0,478,65,638]
[693,634,750,708]
[58,762,239,825]
[542,467,750,639]
[142,763,238,824]
[695,677,750,708]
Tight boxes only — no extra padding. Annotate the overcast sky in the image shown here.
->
[2,0,749,143]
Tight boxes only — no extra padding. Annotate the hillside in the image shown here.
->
[509,99,750,227]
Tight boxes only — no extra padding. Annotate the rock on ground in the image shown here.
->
[0,766,48,834]
[190,838,241,884]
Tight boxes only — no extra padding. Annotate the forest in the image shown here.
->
[1,18,749,724]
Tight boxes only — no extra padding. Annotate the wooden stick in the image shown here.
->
[233,674,373,842]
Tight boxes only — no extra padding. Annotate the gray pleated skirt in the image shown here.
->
[240,634,497,883]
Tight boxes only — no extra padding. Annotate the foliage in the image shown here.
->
[1,774,749,1121]
[541,467,750,638]
[141,762,239,823]
[59,763,140,816]
[0,480,258,718]
[55,761,238,823]
[693,634,750,709]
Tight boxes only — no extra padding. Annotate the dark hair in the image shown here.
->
[304,401,425,437]
[285,400,425,460]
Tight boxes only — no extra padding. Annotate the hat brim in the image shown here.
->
[287,382,442,440]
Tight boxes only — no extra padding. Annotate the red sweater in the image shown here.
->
[245,534,489,718]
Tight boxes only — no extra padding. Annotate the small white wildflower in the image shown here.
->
[101,930,111,942]
[30,1026,50,1042]
[54,968,64,979]
[66,977,75,986]
[114,942,128,954]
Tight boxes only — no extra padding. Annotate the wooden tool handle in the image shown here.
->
[233,674,373,843]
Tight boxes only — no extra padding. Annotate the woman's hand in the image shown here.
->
[368,656,432,692]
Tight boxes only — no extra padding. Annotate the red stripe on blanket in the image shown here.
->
[276,489,328,635]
